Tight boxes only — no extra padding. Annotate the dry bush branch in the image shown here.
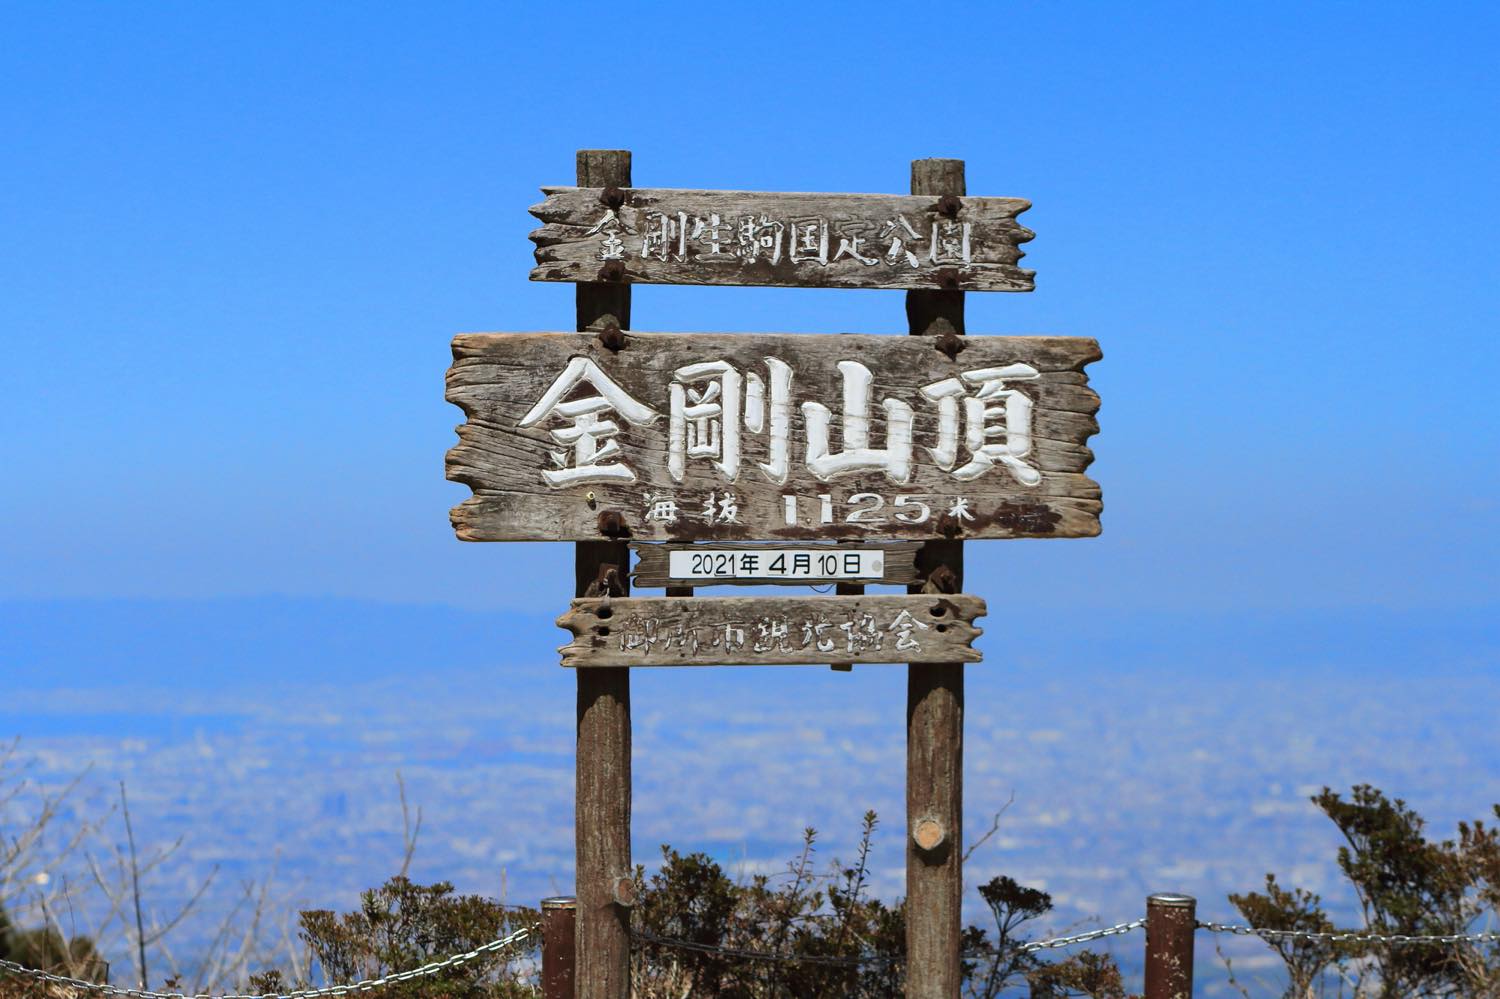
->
[962,791,1015,865]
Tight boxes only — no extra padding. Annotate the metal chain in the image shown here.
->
[16,916,1493,996]
[1198,922,1500,947]
[1019,919,1146,953]
[0,924,534,999]
[634,918,1146,968]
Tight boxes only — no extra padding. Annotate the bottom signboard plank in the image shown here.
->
[557,594,984,668]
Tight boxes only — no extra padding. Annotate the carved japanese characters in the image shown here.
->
[530,188,1034,292]
[557,595,985,667]
[447,332,1101,543]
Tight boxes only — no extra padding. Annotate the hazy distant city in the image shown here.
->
[5,597,1496,994]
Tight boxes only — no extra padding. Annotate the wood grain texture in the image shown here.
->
[447,332,1101,543]
[556,594,984,668]
[572,150,632,999]
[906,156,966,999]
[530,187,1034,292]
[630,542,920,588]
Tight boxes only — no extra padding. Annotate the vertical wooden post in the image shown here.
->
[1143,893,1196,999]
[541,896,577,999]
[905,157,967,999]
[831,543,862,670]
[574,149,632,999]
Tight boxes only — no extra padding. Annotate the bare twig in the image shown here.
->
[963,792,1016,864]
[142,865,218,945]
[396,772,422,879]
[120,782,149,989]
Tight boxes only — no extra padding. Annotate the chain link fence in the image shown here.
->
[0,924,534,999]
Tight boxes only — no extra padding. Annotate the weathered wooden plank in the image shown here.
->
[556,594,984,668]
[630,542,921,588]
[530,187,1034,292]
[447,332,1101,543]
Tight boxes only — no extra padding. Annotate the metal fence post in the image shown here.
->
[1144,893,1196,999]
[541,896,577,999]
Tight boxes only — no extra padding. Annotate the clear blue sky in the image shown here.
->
[2,1,1496,621]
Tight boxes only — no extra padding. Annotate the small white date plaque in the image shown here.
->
[667,548,885,582]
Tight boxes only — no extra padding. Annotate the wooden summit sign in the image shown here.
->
[557,594,984,668]
[446,331,1101,543]
[530,187,1034,292]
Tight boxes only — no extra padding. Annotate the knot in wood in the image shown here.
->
[599,185,626,209]
[913,817,946,852]
[597,260,627,283]
[936,194,962,218]
[596,510,628,539]
[611,875,637,908]
[596,322,626,352]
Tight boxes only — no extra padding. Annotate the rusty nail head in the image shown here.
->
[935,331,965,360]
[936,513,962,539]
[598,260,626,283]
[937,194,962,218]
[593,564,624,597]
[600,186,625,209]
[597,322,626,352]
[925,564,960,594]
[597,510,626,538]
[935,267,961,290]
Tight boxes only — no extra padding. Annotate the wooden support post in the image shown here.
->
[1144,893,1196,999]
[541,896,577,999]
[831,541,862,670]
[574,149,632,999]
[905,157,967,999]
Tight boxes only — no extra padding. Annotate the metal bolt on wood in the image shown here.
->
[541,897,577,999]
[1144,893,1196,999]
[595,322,625,352]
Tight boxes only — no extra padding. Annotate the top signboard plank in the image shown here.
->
[529,187,1035,292]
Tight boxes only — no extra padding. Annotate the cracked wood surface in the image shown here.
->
[447,331,1101,543]
[530,187,1034,292]
[556,594,985,667]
